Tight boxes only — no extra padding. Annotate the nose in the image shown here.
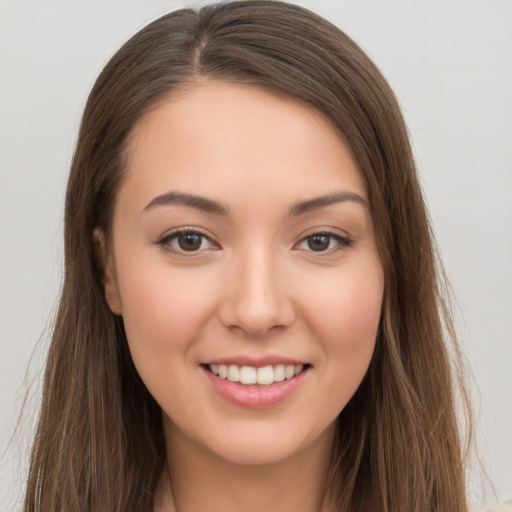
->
[218,247,295,337]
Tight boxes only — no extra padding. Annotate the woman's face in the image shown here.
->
[102,82,384,466]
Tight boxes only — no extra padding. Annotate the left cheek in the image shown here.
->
[303,271,383,357]
[309,276,382,413]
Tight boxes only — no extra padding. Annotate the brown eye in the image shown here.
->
[158,230,216,253]
[177,233,203,251]
[295,231,353,253]
[306,234,331,251]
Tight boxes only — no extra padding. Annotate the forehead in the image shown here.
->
[119,81,366,212]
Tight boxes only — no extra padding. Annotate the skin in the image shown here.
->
[99,81,384,512]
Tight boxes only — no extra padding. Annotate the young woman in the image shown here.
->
[24,1,472,510]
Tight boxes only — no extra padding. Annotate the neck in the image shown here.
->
[154,422,337,512]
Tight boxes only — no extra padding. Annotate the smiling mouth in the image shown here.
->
[204,363,310,386]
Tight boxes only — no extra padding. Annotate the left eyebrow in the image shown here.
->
[288,191,367,217]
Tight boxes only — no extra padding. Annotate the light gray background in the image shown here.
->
[1,1,511,510]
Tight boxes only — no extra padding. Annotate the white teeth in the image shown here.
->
[208,363,306,386]
[285,365,295,379]
[239,366,257,385]
[274,364,285,382]
[257,365,274,385]
[227,365,239,382]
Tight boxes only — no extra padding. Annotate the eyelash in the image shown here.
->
[157,229,354,254]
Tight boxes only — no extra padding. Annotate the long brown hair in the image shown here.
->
[24,2,471,510]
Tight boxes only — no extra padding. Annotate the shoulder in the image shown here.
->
[483,504,512,512]
[471,504,512,512]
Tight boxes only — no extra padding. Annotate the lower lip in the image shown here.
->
[202,367,309,408]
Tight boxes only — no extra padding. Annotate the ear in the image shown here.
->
[93,229,122,315]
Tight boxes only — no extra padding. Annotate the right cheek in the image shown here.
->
[119,263,223,345]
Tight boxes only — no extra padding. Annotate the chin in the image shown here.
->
[188,417,336,468]
[211,438,301,466]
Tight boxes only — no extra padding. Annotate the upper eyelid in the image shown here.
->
[297,232,352,244]
[296,226,352,240]
[158,227,214,242]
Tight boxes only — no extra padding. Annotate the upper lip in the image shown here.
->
[202,356,308,368]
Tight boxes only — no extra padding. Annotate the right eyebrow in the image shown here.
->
[143,191,229,216]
